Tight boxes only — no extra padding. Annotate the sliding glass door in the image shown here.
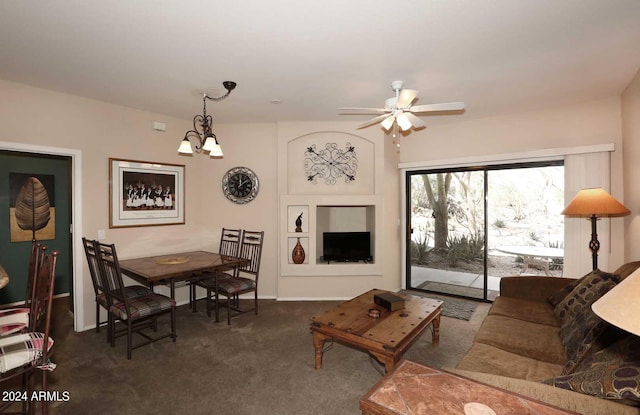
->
[406,162,564,301]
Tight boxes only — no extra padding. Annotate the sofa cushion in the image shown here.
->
[473,315,566,365]
[489,296,559,327]
[553,269,618,324]
[544,360,640,407]
[456,342,564,381]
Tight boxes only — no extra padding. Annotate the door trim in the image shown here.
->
[0,141,84,331]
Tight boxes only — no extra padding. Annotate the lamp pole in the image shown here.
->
[588,214,600,270]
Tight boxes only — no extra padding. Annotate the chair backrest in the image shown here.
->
[94,241,130,311]
[29,250,58,343]
[219,228,242,257]
[82,237,106,297]
[237,230,264,283]
[25,239,46,308]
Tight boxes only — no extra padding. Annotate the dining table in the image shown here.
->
[118,250,250,320]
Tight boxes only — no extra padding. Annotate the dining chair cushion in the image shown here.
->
[96,285,152,308]
[0,308,29,336]
[109,294,176,321]
[217,277,256,295]
[0,332,54,373]
[194,272,233,289]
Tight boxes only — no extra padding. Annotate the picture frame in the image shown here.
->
[109,158,185,228]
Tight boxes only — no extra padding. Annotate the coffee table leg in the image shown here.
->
[432,314,441,344]
[312,332,329,369]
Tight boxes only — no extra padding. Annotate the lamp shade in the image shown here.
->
[381,115,395,131]
[209,143,223,157]
[592,268,640,336]
[396,113,412,131]
[561,187,630,217]
[202,136,216,152]
[178,138,193,154]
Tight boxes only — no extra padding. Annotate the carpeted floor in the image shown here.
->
[9,297,490,415]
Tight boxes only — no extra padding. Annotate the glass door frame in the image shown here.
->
[404,160,564,302]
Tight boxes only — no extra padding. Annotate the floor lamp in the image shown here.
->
[562,187,630,270]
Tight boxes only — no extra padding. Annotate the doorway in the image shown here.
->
[406,161,564,301]
[0,141,84,331]
[0,151,73,308]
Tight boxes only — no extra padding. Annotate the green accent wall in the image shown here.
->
[0,151,72,305]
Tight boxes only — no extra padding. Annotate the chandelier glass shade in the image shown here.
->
[178,81,236,158]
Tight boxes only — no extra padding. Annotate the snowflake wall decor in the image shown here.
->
[304,143,357,185]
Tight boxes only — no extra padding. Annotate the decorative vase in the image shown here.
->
[292,238,305,264]
[295,212,303,232]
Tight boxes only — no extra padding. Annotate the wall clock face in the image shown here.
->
[222,167,259,204]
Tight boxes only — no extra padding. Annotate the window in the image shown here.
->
[406,161,564,301]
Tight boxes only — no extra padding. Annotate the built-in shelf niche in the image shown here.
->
[280,195,383,277]
[316,205,375,264]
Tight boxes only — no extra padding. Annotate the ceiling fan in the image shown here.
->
[339,80,465,131]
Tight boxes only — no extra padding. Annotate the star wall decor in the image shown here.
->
[304,142,357,185]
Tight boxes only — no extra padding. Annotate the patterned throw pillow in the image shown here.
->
[553,269,618,324]
[548,277,583,307]
[575,335,640,373]
[561,302,615,374]
[544,361,640,406]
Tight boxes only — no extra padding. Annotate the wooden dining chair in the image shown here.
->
[0,250,58,415]
[82,237,151,342]
[94,241,176,359]
[25,239,46,309]
[202,230,264,324]
[0,240,47,339]
[190,228,243,312]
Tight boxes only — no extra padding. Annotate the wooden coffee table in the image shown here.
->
[310,289,442,373]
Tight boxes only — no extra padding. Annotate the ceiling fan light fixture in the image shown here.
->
[381,115,395,131]
[396,113,412,131]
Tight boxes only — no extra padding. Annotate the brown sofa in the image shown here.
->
[452,262,640,415]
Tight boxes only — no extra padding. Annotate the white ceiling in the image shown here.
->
[1,1,640,127]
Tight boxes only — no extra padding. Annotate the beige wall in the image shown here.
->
[0,80,399,329]
[623,68,640,261]
[0,79,281,330]
[2,73,638,330]
[397,97,627,270]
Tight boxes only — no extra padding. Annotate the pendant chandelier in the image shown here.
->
[178,81,237,158]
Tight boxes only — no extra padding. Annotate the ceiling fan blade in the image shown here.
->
[395,89,418,108]
[339,107,389,114]
[404,112,426,129]
[357,114,390,129]
[409,102,466,113]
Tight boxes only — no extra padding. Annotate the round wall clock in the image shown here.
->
[222,166,259,204]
